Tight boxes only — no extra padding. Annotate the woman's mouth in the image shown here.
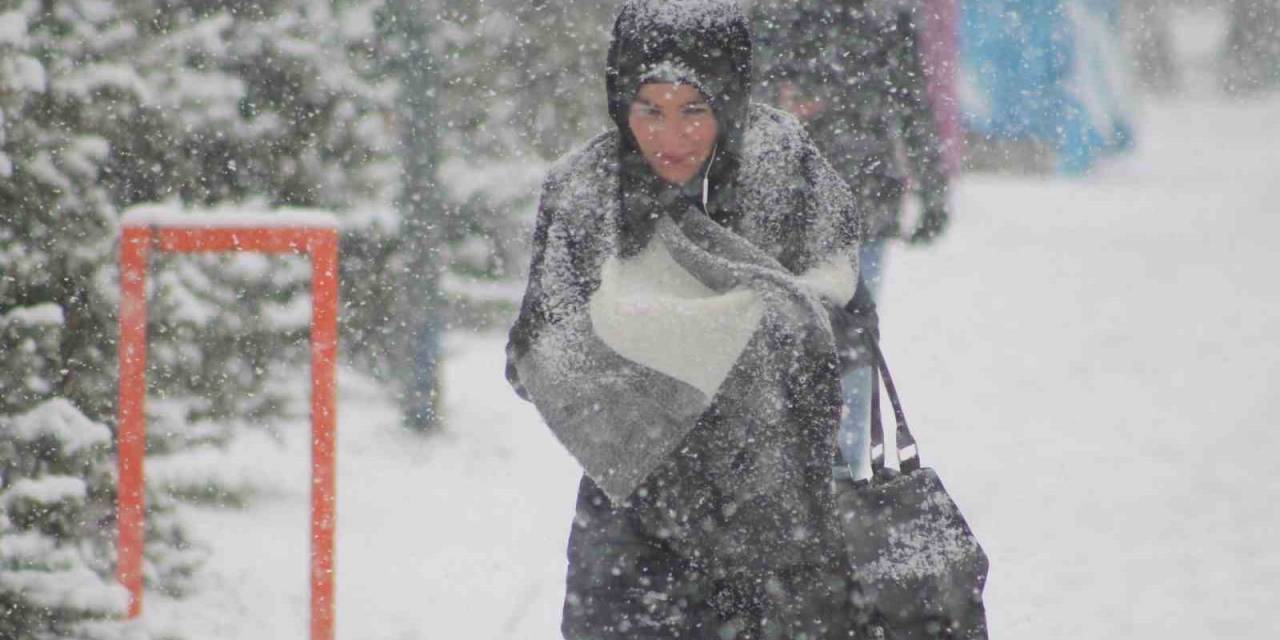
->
[656,153,694,166]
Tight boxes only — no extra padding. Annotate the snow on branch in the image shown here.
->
[123,204,339,229]
[0,303,65,328]
[5,398,111,454]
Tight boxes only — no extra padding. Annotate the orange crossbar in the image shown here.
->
[117,224,339,640]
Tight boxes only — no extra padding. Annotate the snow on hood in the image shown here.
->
[619,0,747,30]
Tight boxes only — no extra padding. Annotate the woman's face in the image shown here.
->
[627,82,719,185]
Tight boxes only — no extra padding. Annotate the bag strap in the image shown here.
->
[867,329,921,475]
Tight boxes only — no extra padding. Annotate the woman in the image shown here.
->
[506,1,868,637]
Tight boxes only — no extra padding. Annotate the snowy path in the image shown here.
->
[876,95,1280,637]
[146,340,582,640]
[151,94,1280,639]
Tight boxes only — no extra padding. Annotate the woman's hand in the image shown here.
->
[907,206,949,245]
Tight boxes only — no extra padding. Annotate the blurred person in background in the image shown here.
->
[1222,0,1280,93]
[1125,0,1180,94]
[752,0,953,481]
[956,0,1135,173]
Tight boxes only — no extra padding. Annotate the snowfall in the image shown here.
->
[136,71,1280,640]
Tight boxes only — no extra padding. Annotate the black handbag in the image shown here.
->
[834,336,990,639]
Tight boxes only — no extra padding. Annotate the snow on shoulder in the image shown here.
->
[618,0,744,30]
[123,203,338,229]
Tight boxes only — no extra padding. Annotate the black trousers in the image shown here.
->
[561,476,864,640]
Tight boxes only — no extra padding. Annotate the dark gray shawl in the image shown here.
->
[507,104,864,573]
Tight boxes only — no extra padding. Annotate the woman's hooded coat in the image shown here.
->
[507,0,866,596]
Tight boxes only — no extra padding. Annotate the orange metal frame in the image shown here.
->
[118,224,339,640]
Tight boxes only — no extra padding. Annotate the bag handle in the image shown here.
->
[867,330,921,475]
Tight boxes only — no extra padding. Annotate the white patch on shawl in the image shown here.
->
[797,253,857,304]
[589,237,763,399]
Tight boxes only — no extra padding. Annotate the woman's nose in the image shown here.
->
[656,121,695,149]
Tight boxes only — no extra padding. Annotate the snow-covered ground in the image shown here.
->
[141,90,1280,639]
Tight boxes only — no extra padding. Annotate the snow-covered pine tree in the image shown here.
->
[1,0,397,449]
[0,2,217,635]
[0,0,125,424]
[333,0,617,426]
[1,399,131,640]
[1,0,394,634]
[104,0,399,436]
[430,0,615,281]
[0,8,122,633]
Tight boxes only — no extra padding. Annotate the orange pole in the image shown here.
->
[309,230,339,640]
[155,227,315,254]
[117,223,340,636]
[117,226,151,618]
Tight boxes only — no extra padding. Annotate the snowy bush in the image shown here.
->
[0,400,162,640]
[1,0,394,635]
[3,0,402,421]
[0,304,65,415]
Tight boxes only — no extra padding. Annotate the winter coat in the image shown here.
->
[505,1,869,637]
[752,0,950,238]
